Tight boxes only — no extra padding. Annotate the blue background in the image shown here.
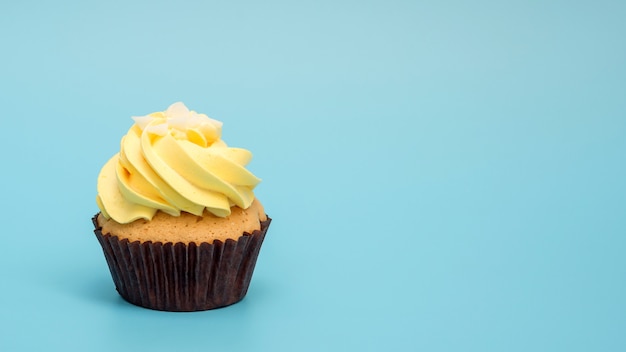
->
[1,0,625,351]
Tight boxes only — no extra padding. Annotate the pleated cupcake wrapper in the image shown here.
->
[93,215,271,312]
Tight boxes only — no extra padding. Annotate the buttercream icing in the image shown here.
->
[96,102,261,223]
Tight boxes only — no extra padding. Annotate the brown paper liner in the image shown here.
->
[92,214,271,312]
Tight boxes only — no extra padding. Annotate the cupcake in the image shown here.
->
[93,102,271,311]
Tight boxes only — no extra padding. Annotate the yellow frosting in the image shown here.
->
[96,102,261,224]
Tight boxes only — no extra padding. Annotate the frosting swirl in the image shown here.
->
[96,102,261,223]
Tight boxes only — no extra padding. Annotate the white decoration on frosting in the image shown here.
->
[146,123,168,136]
[165,102,190,118]
[131,115,153,130]
[131,102,223,142]
[168,116,193,130]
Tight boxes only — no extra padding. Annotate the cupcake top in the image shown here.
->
[96,102,261,224]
